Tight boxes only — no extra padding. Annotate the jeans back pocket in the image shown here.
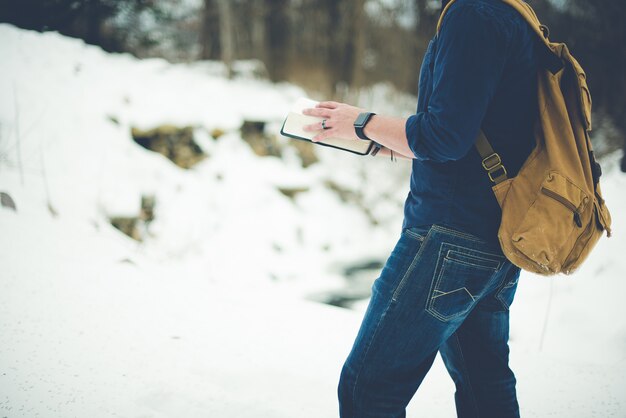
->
[426,244,504,322]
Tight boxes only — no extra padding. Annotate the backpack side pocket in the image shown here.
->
[511,171,589,273]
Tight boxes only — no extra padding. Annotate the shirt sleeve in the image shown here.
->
[406,5,510,162]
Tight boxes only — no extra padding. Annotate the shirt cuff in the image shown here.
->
[405,114,429,161]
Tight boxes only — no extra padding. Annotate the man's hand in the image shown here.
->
[302,100,415,159]
[302,101,364,143]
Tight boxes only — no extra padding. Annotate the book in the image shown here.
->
[280,98,375,156]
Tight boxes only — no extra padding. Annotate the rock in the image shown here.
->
[277,187,309,200]
[290,139,319,168]
[110,217,141,241]
[140,195,156,223]
[241,120,319,167]
[47,202,58,217]
[240,120,282,158]
[241,120,265,138]
[324,180,379,226]
[131,125,206,169]
[210,128,226,140]
[110,195,156,241]
[324,180,358,204]
[0,192,16,211]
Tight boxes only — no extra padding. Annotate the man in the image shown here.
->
[302,0,539,416]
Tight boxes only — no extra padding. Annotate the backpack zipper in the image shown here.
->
[541,187,583,227]
[562,214,594,273]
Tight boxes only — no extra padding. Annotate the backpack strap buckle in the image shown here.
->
[482,153,508,184]
[488,165,508,184]
[482,153,502,171]
[476,131,508,184]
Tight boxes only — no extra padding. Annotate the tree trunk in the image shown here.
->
[410,0,438,92]
[250,0,267,64]
[416,0,435,39]
[85,1,104,47]
[217,0,235,78]
[201,0,221,60]
[347,0,366,93]
[264,0,290,82]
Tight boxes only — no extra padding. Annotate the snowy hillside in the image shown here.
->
[1,25,625,417]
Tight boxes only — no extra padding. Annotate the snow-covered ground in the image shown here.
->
[0,25,625,417]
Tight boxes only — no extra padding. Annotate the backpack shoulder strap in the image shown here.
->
[437,0,548,45]
[435,0,554,184]
[476,130,509,184]
[438,0,561,69]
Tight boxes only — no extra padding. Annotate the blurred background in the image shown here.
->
[1,0,625,152]
[0,1,625,417]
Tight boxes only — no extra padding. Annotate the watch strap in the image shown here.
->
[354,112,376,141]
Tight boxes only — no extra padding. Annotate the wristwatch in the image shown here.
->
[354,112,377,141]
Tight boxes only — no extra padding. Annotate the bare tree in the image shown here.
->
[217,0,235,78]
[250,0,267,63]
[346,0,366,93]
[201,0,221,60]
[264,0,290,82]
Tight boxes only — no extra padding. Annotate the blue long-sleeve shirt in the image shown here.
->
[402,0,540,242]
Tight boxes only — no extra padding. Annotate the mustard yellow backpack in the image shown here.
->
[438,0,612,275]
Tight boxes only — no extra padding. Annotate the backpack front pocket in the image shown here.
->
[512,171,589,272]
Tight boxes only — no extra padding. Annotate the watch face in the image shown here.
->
[354,112,370,127]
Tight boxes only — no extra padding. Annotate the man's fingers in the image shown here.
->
[303,121,327,132]
[302,108,332,118]
[317,101,341,109]
[312,129,335,142]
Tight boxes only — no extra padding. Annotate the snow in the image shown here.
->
[0,24,625,417]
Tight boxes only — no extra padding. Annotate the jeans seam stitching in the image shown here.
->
[403,228,426,241]
[495,266,519,311]
[447,247,506,266]
[426,249,454,322]
[432,225,485,243]
[452,333,481,417]
[391,230,432,303]
[351,232,430,409]
[496,276,518,310]
[351,299,394,412]
[496,292,510,310]
[432,287,476,301]
[444,256,501,271]
[447,248,504,263]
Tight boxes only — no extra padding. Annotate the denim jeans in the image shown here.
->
[338,224,521,418]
